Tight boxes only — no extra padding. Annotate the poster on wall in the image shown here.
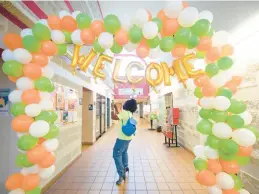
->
[0,88,10,116]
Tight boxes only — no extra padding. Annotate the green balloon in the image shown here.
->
[15,153,33,168]
[193,158,208,171]
[228,99,247,114]
[191,19,210,36]
[217,57,233,70]
[35,77,54,92]
[199,109,212,119]
[219,139,239,155]
[196,51,205,59]
[11,103,26,116]
[93,40,105,53]
[218,149,236,161]
[217,88,233,99]
[2,60,23,77]
[152,17,162,32]
[196,119,213,135]
[32,23,51,41]
[246,125,259,139]
[23,35,41,52]
[210,110,228,122]
[57,44,67,55]
[35,111,55,123]
[227,115,244,129]
[205,63,219,77]
[205,28,214,37]
[18,135,38,151]
[230,175,243,190]
[76,13,92,29]
[25,186,41,194]
[206,135,220,149]
[159,37,175,52]
[174,28,191,46]
[147,36,160,48]
[194,87,203,98]
[111,42,122,54]
[63,31,72,43]
[235,155,250,166]
[188,34,200,49]
[129,25,143,44]
[104,14,121,34]
[51,111,58,122]
[44,124,59,139]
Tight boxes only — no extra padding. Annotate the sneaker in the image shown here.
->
[116,176,125,185]
[125,167,129,173]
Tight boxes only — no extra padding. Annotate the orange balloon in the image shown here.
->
[81,29,95,45]
[232,76,242,85]
[38,137,46,144]
[41,41,58,56]
[22,174,40,191]
[197,37,212,51]
[90,20,105,37]
[28,144,48,164]
[194,75,210,87]
[146,10,152,21]
[196,170,216,186]
[5,173,24,191]
[163,18,179,36]
[221,44,234,57]
[21,89,41,105]
[197,99,201,106]
[182,1,189,8]
[31,52,49,67]
[220,160,240,174]
[23,63,42,80]
[225,81,237,94]
[238,146,253,157]
[171,45,186,58]
[208,159,222,174]
[47,15,61,30]
[202,84,217,97]
[157,10,166,23]
[38,152,56,168]
[8,76,20,83]
[11,115,34,133]
[61,16,77,32]
[223,189,239,194]
[136,44,149,58]
[3,33,23,50]
[115,29,129,46]
[206,47,220,62]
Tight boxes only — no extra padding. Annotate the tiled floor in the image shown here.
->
[46,120,207,194]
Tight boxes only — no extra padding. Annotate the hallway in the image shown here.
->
[46,121,206,194]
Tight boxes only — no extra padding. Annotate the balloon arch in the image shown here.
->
[2,1,256,194]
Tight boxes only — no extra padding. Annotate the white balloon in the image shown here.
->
[25,104,42,117]
[2,49,14,61]
[16,77,34,90]
[239,189,250,194]
[216,172,234,190]
[21,165,39,175]
[213,122,232,139]
[39,165,55,180]
[149,47,162,59]
[204,146,219,159]
[72,11,81,19]
[210,71,232,88]
[200,97,214,109]
[120,14,132,31]
[29,120,50,137]
[43,138,59,152]
[232,128,256,147]
[71,29,84,45]
[8,189,25,194]
[98,32,114,49]
[13,48,32,64]
[164,1,183,19]
[20,28,33,38]
[143,21,158,39]
[124,42,138,52]
[51,30,65,44]
[39,99,53,110]
[9,90,22,103]
[133,9,149,28]
[239,111,253,125]
[199,10,213,23]
[40,92,52,100]
[193,145,206,159]
[212,31,229,47]
[213,96,231,111]
[208,186,222,194]
[42,65,54,79]
[59,10,71,19]
[178,7,199,27]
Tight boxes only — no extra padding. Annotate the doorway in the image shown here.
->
[107,98,111,128]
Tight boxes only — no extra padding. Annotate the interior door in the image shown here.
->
[107,98,110,128]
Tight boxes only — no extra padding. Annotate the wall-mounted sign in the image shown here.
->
[0,88,10,116]
[88,104,93,111]
[118,88,143,96]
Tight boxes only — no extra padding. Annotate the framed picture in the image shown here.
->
[56,92,64,109]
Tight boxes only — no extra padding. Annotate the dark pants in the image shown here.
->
[113,138,130,177]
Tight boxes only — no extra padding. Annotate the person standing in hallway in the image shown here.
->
[113,99,137,185]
